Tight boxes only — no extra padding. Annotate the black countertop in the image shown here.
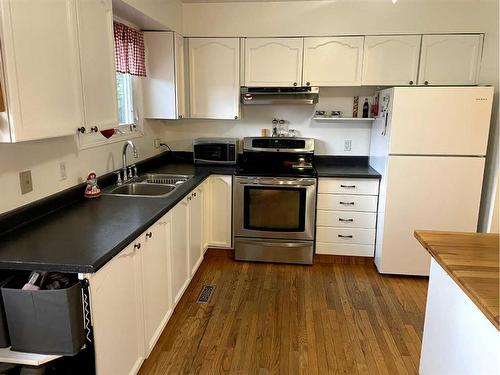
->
[0,162,235,273]
[315,156,381,179]
[0,156,380,274]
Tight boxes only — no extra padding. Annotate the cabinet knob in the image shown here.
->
[178,114,183,119]
[306,82,310,86]
[424,81,429,85]
[234,116,238,120]
[188,196,191,201]
[77,127,86,134]
[134,243,141,250]
[293,82,297,86]
[146,232,152,238]
[193,192,197,197]
[90,126,99,133]
[409,80,414,85]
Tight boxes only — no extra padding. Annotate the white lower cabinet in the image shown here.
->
[207,175,233,248]
[316,177,379,257]
[87,241,145,375]
[141,215,173,356]
[188,184,204,276]
[171,197,190,305]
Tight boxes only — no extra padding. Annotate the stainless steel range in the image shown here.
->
[234,137,317,265]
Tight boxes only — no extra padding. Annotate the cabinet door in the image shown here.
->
[362,35,421,86]
[418,34,483,86]
[202,179,211,252]
[0,0,84,142]
[174,33,187,119]
[89,242,145,375]
[303,37,363,86]
[188,186,204,276]
[208,175,232,248]
[76,0,118,131]
[141,217,172,356]
[188,38,240,119]
[244,38,303,87]
[171,198,190,305]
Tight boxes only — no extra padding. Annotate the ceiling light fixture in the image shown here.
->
[392,0,398,3]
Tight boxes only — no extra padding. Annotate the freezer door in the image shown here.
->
[389,87,493,156]
[375,155,485,276]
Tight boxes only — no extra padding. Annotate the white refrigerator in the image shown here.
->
[369,87,494,276]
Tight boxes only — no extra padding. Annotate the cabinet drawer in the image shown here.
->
[317,194,378,212]
[316,210,376,229]
[318,178,379,195]
[316,227,376,245]
[316,242,374,257]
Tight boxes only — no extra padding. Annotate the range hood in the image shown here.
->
[241,87,319,105]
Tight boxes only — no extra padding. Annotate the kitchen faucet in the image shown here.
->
[122,140,138,182]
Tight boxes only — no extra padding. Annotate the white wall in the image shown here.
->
[120,0,183,32]
[0,122,164,214]
[157,87,376,155]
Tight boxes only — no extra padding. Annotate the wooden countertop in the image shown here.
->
[414,230,499,330]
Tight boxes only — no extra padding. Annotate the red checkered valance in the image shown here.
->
[113,22,146,77]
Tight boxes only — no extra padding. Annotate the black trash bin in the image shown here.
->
[1,277,84,355]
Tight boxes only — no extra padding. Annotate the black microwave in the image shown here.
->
[193,138,238,165]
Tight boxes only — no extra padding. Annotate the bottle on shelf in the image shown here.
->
[362,98,369,118]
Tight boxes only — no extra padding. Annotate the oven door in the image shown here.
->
[234,176,316,240]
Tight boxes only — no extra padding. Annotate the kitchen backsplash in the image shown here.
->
[157,87,377,156]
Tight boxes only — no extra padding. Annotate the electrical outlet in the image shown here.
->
[59,162,67,181]
[154,138,161,148]
[19,170,33,195]
[344,140,352,152]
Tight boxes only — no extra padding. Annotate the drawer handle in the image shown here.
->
[146,232,152,238]
[134,243,141,250]
[338,235,353,239]
[340,201,355,205]
[339,218,354,222]
[340,184,356,188]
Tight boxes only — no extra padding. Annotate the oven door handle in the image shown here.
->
[237,180,316,187]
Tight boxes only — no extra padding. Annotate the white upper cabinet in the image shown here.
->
[418,34,483,86]
[303,37,364,86]
[143,32,186,120]
[76,0,118,132]
[188,38,240,119]
[0,0,84,142]
[244,38,303,87]
[362,35,421,86]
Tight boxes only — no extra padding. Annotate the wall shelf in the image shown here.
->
[313,117,375,122]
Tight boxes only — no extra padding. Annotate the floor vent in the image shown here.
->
[197,285,215,304]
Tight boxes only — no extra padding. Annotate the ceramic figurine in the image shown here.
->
[84,171,101,198]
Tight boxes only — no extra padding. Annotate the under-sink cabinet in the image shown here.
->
[316,178,379,257]
[83,175,232,375]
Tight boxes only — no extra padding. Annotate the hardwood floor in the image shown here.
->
[139,253,428,375]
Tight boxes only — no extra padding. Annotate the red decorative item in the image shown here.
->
[100,128,116,139]
[113,22,147,77]
[84,171,101,199]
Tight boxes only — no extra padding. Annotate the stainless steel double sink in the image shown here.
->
[104,174,192,198]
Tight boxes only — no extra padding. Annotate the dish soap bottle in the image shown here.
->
[362,98,369,118]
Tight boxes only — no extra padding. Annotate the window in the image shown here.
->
[116,72,134,125]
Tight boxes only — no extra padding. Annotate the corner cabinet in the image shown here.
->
[188,38,240,119]
[143,32,186,120]
[418,34,483,86]
[303,37,364,86]
[361,35,421,86]
[75,0,119,132]
[0,0,84,142]
[244,38,303,87]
